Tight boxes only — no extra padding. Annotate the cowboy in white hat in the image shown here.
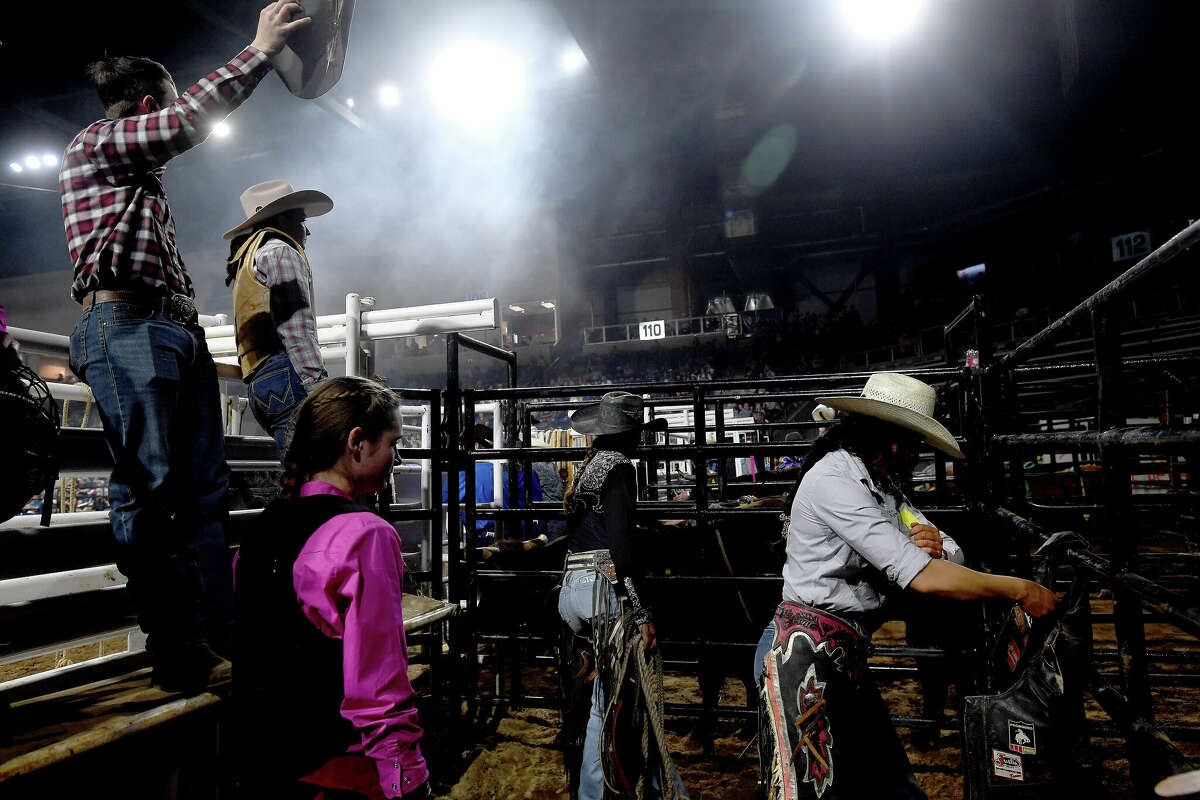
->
[757,372,1056,800]
[225,179,332,455]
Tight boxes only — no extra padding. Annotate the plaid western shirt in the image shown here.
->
[60,47,272,303]
[254,238,327,389]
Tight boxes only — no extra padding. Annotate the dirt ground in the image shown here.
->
[434,615,1200,800]
[0,635,129,683]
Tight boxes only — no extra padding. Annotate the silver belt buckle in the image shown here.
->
[168,293,198,326]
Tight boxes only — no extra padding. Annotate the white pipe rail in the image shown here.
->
[201,297,497,340]
[5,326,69,352]
[0,564,126,605]
[344,293,362,378]
[48,383,94,402]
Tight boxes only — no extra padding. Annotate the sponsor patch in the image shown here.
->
[993,749,1024,782]
[1008,720,1037,754]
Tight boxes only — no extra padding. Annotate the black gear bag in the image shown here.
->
[963,533,1097,798]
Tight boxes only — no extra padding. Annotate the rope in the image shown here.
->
[593,582,690,800]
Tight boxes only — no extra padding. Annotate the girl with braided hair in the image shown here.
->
[234,376,431,799]
[558,392,687,800]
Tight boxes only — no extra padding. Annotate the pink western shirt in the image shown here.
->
[293,481,428,797]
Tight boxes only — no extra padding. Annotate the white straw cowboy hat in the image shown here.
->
[222,180,333,240]
[817,372,964,459]
[271,0,356,99]
[570,392,670,436]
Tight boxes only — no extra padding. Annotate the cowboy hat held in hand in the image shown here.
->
[270,0,356,99]
[569,392,670,436]
[223,180,333,240]
[816,372,964,459]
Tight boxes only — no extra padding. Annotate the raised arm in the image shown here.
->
[81,3,310,174]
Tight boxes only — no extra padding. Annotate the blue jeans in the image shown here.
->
[559,569,615,800]
[69,301,232,657]
[754,620,776,690]
[558,569,687,800]
[246,350,307,456]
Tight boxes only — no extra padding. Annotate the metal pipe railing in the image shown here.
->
[987,505,1200,639]
[993,218,1200,371]
[990,426,1200,453]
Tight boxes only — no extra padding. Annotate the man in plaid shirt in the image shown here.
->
[224,179,332,454]
[60,2,311,694]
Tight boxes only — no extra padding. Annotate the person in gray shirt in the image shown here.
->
[757,373,1055,800]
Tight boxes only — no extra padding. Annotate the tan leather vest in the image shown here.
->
[230,228,309,379]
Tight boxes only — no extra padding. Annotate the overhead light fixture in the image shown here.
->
[427,40,525,130]
[561,44,587,73]
[24,155,40,169]
[508,304,525,313]
[540,301,555,309]
[9,162,22,173]
[378,85,401,107]
[212,121,231,138]
[41,153,58,167]
[840,0,927,42]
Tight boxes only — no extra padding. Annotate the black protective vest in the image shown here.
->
[233,494,368,787]
[565,450,630,553]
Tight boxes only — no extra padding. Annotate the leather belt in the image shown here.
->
[81,289,170,312]
[565,549,618,584]
[81,289,198,326]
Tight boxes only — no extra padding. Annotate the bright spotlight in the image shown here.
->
[378,85,401,107]
[212,121,231,138]
[346,97,355,108]
[427,40,525,130]
[841,0,927,41]
[9,162,22,173]
[561,44,587,73]
[42,153,58,167]
[24,155,40,169]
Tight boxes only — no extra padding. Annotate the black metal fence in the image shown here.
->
[432,223,1200,796]
[4,222,1199,795]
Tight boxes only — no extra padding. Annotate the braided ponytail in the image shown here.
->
[562,444,597,513]
[277,376,400,500]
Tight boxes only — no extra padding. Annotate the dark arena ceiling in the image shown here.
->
[1,0,1197,308]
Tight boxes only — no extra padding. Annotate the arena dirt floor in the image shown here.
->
[433,608,1200,800]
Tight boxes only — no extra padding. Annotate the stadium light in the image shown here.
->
[41,153,57,167]
[9,162,22,173]
[378,85,401,108]
[24,155,39,169]
[561,44,587,73]
[346,97,355,108]
[427,40,525,130]
[212,121,231,138]
[840,0,927,42]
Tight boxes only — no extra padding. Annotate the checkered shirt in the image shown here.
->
[60,47,272,303]
[254,239,328,389]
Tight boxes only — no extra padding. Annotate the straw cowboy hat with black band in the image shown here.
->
[569,392,670,436]
[222,180,333,240]
[817,372,964,459]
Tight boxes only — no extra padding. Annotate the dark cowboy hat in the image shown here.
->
[569,392,670,436]
[271,0,356,99]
